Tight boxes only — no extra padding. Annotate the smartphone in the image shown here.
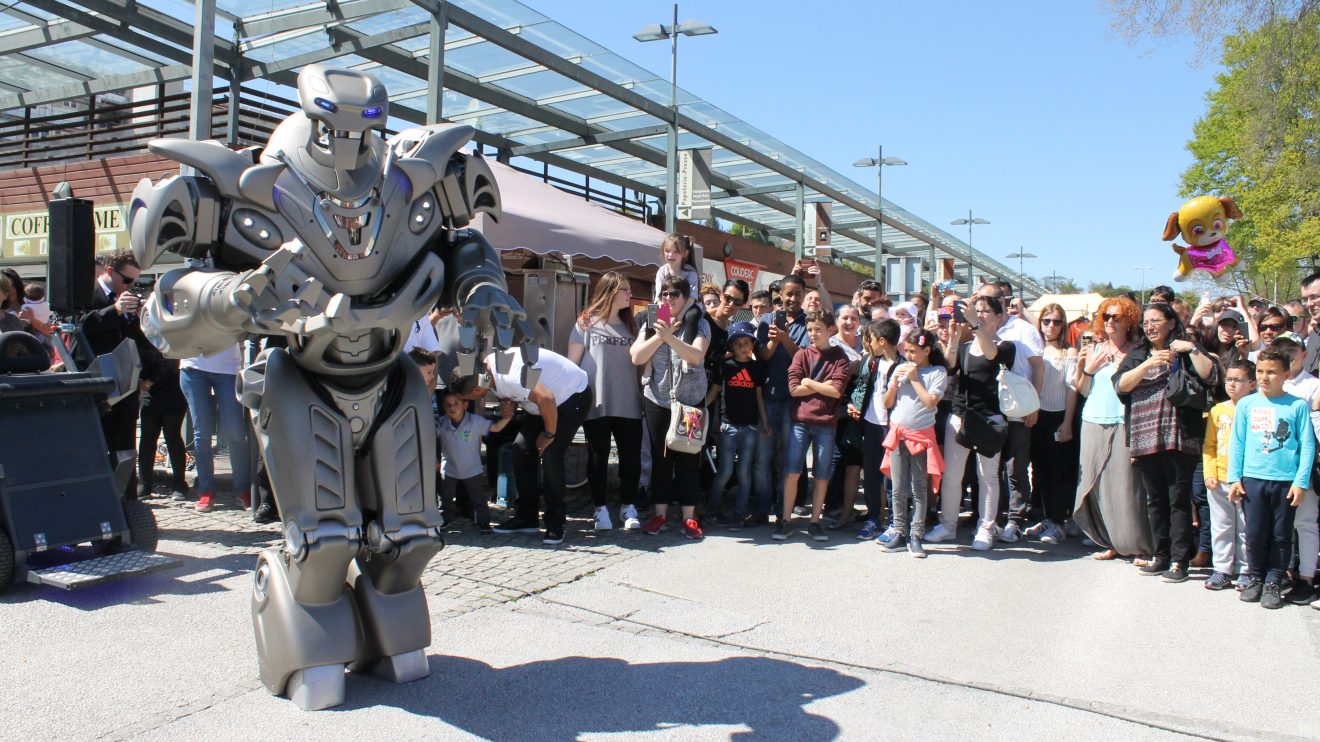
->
[657,303,672,325]
[643,303,658,330]
[1080,332,1095,349]
[130,275,156,299]
[937,279,957,292]
[773,309,788,329]
[952,300,967,325]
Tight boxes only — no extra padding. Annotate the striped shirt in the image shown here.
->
[1039,346,1076,413]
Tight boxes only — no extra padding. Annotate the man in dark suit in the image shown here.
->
[80,250,155,498]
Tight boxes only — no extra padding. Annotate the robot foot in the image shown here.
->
[361,649,430,684]
[286,664,347,711]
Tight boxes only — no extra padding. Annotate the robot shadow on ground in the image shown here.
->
[339,654,865,740]
[0,549,252,610]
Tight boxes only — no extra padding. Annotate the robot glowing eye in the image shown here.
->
[362,107,383,119]
[314,97,338,113]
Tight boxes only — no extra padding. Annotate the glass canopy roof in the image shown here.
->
[0,0,1040,293]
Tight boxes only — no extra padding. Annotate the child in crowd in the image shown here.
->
[21,283,50,326]
[1202,359,1253,591]
[774,309,851,542]
[705,321,770,529]
[1228,348,1315,609]
[437,389,513,534]
[876,329,948,557]
[890,301,919,343]
[849,318,902,540]
[1274,332,1320,604]
[655,233,702,343]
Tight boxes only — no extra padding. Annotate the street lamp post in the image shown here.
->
[1133,265,1153,305]
[950,210,990,292]
[1006,249,1036,299]
[634,6,717,234]
[853,147,907,284]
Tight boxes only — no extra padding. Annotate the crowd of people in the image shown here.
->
[11,238,1320,611]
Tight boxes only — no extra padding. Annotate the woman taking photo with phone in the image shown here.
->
[1073,296,1153,563]
[631,275,710,540]
[568,272,644,531]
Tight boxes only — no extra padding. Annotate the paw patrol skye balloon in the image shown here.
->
[1163,195,1242,281]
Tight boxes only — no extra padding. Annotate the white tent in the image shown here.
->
[1028,292,1106,320]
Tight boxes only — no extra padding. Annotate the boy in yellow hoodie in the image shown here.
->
[1202,359,1254,591]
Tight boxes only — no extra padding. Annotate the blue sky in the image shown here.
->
[519,0,1223,290]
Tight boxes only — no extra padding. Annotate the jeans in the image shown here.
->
[180,368,250,493]
[581,416,643,508]
[861,421,890,525]
[643,398,701,507]
[1191,461,1211,555]
[708,422,765,521]
[890,440,928,538]
[1242,477,1298,583]
[787,422,836,480]
[757,398,793,503]
[1134,451,1197,564]
[511,388,591,532]
[1002,420,1032,526]
[939,413,1003,531]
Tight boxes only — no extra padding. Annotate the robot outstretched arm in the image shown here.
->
[442,228,539,389]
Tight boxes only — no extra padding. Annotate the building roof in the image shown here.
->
[0,0,1044,296]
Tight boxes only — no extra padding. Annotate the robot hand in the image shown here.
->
[457,284,539,389]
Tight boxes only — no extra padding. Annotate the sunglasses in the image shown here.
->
[1260,323,1286,332]
[1102,313,1124,322]
[1040,318,1064,326]
[659,290,684,299]
[112,268,137,284]
[721,294,744,304]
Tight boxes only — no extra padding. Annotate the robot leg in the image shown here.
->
[348,355,445,682]
[241,348,364,709]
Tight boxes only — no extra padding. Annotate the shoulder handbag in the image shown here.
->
[1164,353,1214,412]
[664,347,709,455]
[998,365,1040,418]
[955,343,1009,455]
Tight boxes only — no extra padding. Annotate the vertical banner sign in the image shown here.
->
[677,148,712,221]
[805,201,832,259]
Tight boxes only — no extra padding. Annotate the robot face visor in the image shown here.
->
[313,120,375,170]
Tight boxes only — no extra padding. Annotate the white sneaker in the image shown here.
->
[594,506,613,531]
[1023,520,1050,539]
[924,523,956,543]
[999,522,1022,543]
[971,524,998,551]
[1041,522,1066,545]
[620,505,641,530]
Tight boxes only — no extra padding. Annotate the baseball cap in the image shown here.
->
[937,307,954,320]
[1273,331,1305,350]
[727,321,758,345]
[1216,309,1245,326]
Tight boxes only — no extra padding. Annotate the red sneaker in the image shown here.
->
[237,490,252,510]
[682,519,704,540]
[195,492,214,513]
[642,514,668,535]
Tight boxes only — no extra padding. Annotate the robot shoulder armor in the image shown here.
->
[147,139,251,200]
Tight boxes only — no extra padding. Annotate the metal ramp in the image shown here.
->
[26,550,181,590]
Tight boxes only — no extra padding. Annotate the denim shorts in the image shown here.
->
[786,422,836,480]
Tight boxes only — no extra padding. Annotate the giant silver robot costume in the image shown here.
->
[128,65,536,710]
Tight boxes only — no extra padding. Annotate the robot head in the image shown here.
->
[296,64,388,171]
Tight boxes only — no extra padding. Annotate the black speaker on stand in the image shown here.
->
[47,190,96,317]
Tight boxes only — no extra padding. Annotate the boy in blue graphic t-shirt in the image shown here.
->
[1228,348,1316,609]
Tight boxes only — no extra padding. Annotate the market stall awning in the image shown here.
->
[476,159,662,268]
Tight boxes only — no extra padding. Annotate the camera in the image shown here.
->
[129,276,156,300]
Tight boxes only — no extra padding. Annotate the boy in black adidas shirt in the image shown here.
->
[706,321,770,528]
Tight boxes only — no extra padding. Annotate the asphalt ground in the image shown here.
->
[3,455,1319,740]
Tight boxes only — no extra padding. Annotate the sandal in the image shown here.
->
[1092,549,1118,561]
[1133,557,1152,568]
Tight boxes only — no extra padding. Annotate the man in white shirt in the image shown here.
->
[978,284,1045,542]
[455,347,590,545]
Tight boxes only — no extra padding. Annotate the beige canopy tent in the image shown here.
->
[1028,292,1106,320]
